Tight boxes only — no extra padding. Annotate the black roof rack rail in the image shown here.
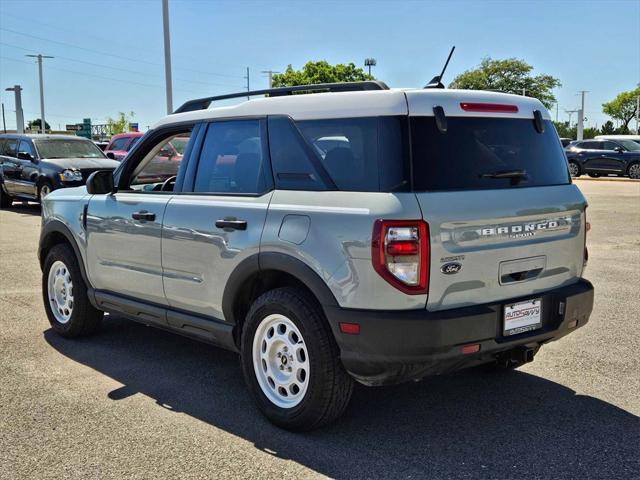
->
[173,80,390,114]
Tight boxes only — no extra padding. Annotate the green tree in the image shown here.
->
[602,87,640,133]
[27,118,51,131]
[106,111,135,135]
[600,120,616,135]
[449,58,561,109]
[553,121,576,139]
[272,61,373,87]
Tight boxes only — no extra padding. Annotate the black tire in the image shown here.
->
[42,243,103,337]
[241,287,354,431]
[627,162,640,180]
[588,173,601,178]
[568,161,581,177]
[0,184,13,208]
[38,180,54,201]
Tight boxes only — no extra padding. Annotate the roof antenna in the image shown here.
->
[425,46,455,89]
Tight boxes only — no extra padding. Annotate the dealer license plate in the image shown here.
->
[503,298,542,336]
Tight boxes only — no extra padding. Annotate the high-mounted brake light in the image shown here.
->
[372,220,429,294]
[460,102,519,113]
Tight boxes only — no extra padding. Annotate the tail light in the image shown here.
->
[371,220,429,294]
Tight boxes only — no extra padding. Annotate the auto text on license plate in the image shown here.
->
[503,298,542,336]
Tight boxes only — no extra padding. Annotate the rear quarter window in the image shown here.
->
[410,117,570,191]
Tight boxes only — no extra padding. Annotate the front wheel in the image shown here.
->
[42,243,103,337]
[241,288,354,431]
[38,181,53,200]
[628,163,640,180]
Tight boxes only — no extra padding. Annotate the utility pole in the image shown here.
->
[576,90,588,140]
[1,103,6,133]
[555,102,559,122]
[565,109,578,128]
[5,85,25,134]
[162,0,173,114]
[364,58,376,77]
[261,70,280,88]
[245,67,250,99]
[25,54,53,133]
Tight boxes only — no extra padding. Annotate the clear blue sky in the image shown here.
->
[0,0,638,131]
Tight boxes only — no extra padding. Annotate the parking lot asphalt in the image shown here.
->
[1,179,639,480]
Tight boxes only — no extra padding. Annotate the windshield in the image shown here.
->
[618,139,640,151]
[411,117,570,191]
[35,139,106,159]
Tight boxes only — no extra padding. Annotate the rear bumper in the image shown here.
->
[325,279,594,386]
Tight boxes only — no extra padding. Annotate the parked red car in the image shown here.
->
[104,132,143,161]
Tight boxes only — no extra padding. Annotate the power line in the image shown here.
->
[0,27,246,79]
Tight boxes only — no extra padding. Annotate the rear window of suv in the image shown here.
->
[410,117,570,191]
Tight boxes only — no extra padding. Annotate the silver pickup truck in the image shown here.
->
[38,82,594,430]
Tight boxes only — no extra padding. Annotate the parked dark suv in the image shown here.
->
[565,138,640,179]
[0,134,119,207]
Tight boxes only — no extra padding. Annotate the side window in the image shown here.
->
[193,120,268,194]
[18,140,35,158]
[267,116,327,191]
[0,139,6,155]
[109,137,129,151]
[4,139,18,157]
[127,136,141,151]
[602,141,618,151]
[129,130,192,192]
[296,116,409,192]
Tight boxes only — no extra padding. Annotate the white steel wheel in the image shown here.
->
[252,313,310,409]
[47,260,74,324]
[629,163,640,179]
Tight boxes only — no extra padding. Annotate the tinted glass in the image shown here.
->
[602,141,619,151]
[194,120,267,194]
[580,141,599,150]
[18,140,35,157]
[411,117,570,191]
[34,139,105,159]
[268,116,326,191]
[109,137,129,151]
[3,139,18,157]
[126,136,141,151]
[618,139,640,151]
[296,116,409,192]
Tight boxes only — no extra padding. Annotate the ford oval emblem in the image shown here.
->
[441,262,462,274]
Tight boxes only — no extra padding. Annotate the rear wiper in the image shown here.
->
[480,169,527,179]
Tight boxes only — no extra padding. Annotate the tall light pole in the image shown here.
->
[245,67,250,99]
[25,54,53,133]
[576,90,588,140]
[162,0,173,114]
[636,94,639,135]
[364,58,376,77]
[5,85,25,134]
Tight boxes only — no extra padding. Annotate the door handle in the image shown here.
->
[131,211,156,221]
[215,219,247,230]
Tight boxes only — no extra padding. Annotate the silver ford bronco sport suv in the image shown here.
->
[39,81,594,430]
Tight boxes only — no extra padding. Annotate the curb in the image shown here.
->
[573,177,639,183]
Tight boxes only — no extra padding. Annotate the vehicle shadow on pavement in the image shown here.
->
[45,316,639,479]
[4,202,41,216]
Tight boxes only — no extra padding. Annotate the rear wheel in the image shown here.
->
[628,163,640,180]
[241,287,354,431]
[0,185,13,208]
[568,161,581,177]
[42,243,103,337]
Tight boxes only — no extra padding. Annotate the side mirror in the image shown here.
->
[614,147,624,153]
[17,152,34,161]
[106,151,116,160]
[86,170,115,194]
